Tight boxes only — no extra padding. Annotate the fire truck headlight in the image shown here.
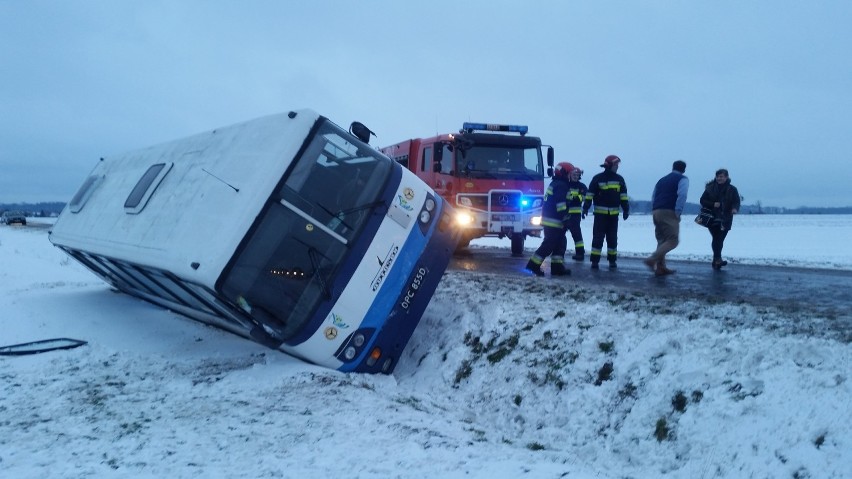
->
[459,197,473,207]
[531,216,542,226]
[419,211,431,223]
[424,198,436,212]
[533,199,543,208]
[456,211,474,226]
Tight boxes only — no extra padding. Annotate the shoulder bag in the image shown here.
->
[694,207,715,228]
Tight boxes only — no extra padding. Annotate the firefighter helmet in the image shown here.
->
[554,162,575,178]
[600,155,621,168]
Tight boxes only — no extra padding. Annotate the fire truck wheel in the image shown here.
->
[455,236,471,251]
[510,233,525,257]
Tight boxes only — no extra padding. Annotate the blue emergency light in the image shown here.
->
[462,122,528,136]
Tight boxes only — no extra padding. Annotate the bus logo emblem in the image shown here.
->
[332,313,349,329]
[371,245,399,291]
[324,327,338,340]
[396,194,414,211]
[403,187,415,200]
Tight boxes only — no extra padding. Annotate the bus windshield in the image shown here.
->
[220,119,392,340]
[456,144,543,180]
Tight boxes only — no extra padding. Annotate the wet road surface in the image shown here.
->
[450,247,852,341]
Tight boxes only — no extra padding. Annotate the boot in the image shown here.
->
[571,248,585,261]
[608,260,617,269]
[712,258,728,270]
[590,259,600,270]
[525,260,545,277]
[551,263,571,276]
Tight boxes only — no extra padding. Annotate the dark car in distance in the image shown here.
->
[1,211,27,225]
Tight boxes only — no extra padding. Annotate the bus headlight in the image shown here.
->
[531,216,542,226]
[417,193,438,234]
[344,346,357,360]
[456,211,474,226]
[334,327,375,363]
[459,197,473,207]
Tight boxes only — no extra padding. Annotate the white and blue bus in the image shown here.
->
[49,110,460,373]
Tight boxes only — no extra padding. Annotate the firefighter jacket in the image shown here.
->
[541,176,570,228]
[566,180,588,216]
[583,170,629,216]
[699,179,740,230]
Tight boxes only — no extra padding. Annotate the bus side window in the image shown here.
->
[421,146,432,172]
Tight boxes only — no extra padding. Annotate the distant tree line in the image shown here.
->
[0,202,66,217]
[627,200,852,215]
[2,201,851,217]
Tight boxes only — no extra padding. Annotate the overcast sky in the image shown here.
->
[2,1,850,208]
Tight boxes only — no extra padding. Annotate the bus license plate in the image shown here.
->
[400,266,428,311]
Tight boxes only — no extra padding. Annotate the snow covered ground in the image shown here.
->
[1,215,850,478]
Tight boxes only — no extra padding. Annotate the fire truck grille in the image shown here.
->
[490,192,521,213]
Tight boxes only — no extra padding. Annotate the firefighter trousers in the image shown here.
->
[530,225,567,267]
[565,215,584,255]
[591,214,619,264]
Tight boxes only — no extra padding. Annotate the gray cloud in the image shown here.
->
[2,1,850,208]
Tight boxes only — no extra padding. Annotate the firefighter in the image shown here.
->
[565,166,588,261]
[582,155,629,269]
[525,162,573,276]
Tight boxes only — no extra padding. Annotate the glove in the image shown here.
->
[581,211,588,219]
[623,211,629,220]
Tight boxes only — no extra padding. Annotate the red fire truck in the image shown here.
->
[381,123,553,256]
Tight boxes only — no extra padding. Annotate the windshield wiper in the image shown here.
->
[319,200,388,231]
[292,237,332,300]
[510,172,538,180]
[467,170,497,179]
[306,246,332,300]
[339,200,387,217]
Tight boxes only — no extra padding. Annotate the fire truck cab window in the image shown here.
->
[421,146,431,172]
[441,144,454,175]
[457,145,542,179]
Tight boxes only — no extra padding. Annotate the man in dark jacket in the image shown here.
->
[644,160,689,276]
[699,168,741,269]
[582,155,629,269]
[526,162,573,276]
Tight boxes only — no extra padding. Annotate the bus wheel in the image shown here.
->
[510,233,525,257]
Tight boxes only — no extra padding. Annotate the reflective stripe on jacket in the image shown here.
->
[583,170,629,216]
[541,177,570,228]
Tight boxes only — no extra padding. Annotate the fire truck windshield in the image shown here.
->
[458,144,543,180]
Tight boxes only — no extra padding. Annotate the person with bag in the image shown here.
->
[699,168,741,270]
[582,155,629,269]
[644,160,689,276]
[526,162,574,276]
